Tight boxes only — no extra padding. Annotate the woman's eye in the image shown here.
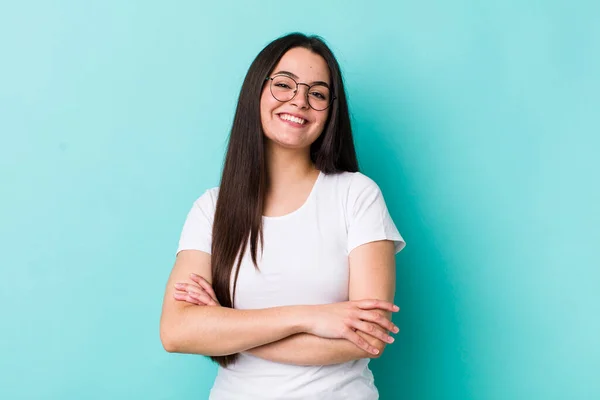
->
[310,92,326,100]
[276,83,292,89]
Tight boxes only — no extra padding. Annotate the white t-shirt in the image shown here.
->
[177,170,406,400]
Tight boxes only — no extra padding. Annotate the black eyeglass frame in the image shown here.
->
[264,75,337,111]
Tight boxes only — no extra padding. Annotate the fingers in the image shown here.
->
[173,291,207,305]
[173,282,218,306]
[344,329,381,356]
[355,299,400,313]
[350,320,395,344]
[189,273,220,305]
[359,310,399,333]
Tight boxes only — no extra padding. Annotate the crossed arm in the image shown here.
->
[246,240,397,365]
[159,240,398,365]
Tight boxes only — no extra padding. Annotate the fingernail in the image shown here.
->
[372,349,380,355]
[174,283,183,288]
[393,305,400,311]
[393,326,399,333]
[387,336,394,343]
[190,273,198,278]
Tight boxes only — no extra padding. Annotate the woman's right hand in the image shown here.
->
[304,300,400,355]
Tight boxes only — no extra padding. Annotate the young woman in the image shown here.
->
[160,32,406,399]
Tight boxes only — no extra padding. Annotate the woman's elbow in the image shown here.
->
[368,341,388,359]
[160,313,191,353]
[159,319,220,356]
[160,323,181,353]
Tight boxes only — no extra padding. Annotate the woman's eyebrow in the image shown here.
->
[272,70,330,88]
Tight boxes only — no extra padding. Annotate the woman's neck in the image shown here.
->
[265,147,318,193]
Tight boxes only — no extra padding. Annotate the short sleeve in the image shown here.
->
[346,173,406,255]
[176,188,218,255]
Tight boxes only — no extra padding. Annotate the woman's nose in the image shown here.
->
[290,84,310,109]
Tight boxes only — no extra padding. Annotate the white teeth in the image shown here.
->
[280,114,306,125]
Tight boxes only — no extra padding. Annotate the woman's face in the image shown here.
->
[260,47,331,151]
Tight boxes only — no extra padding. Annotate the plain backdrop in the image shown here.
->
[1,1,598,399]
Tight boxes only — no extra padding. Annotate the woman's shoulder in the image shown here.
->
[321,170,380,193]
[191,186,220,211]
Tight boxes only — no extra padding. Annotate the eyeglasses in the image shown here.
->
[265,74,336,111]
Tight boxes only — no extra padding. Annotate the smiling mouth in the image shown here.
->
[278,113,307,125]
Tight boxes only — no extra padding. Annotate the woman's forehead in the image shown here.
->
[273,48,330,84]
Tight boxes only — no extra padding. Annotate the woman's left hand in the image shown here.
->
[173,273,221,306]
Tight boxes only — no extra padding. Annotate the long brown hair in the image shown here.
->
[210,33,359,367]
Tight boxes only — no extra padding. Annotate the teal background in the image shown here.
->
[1,1,598,399]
